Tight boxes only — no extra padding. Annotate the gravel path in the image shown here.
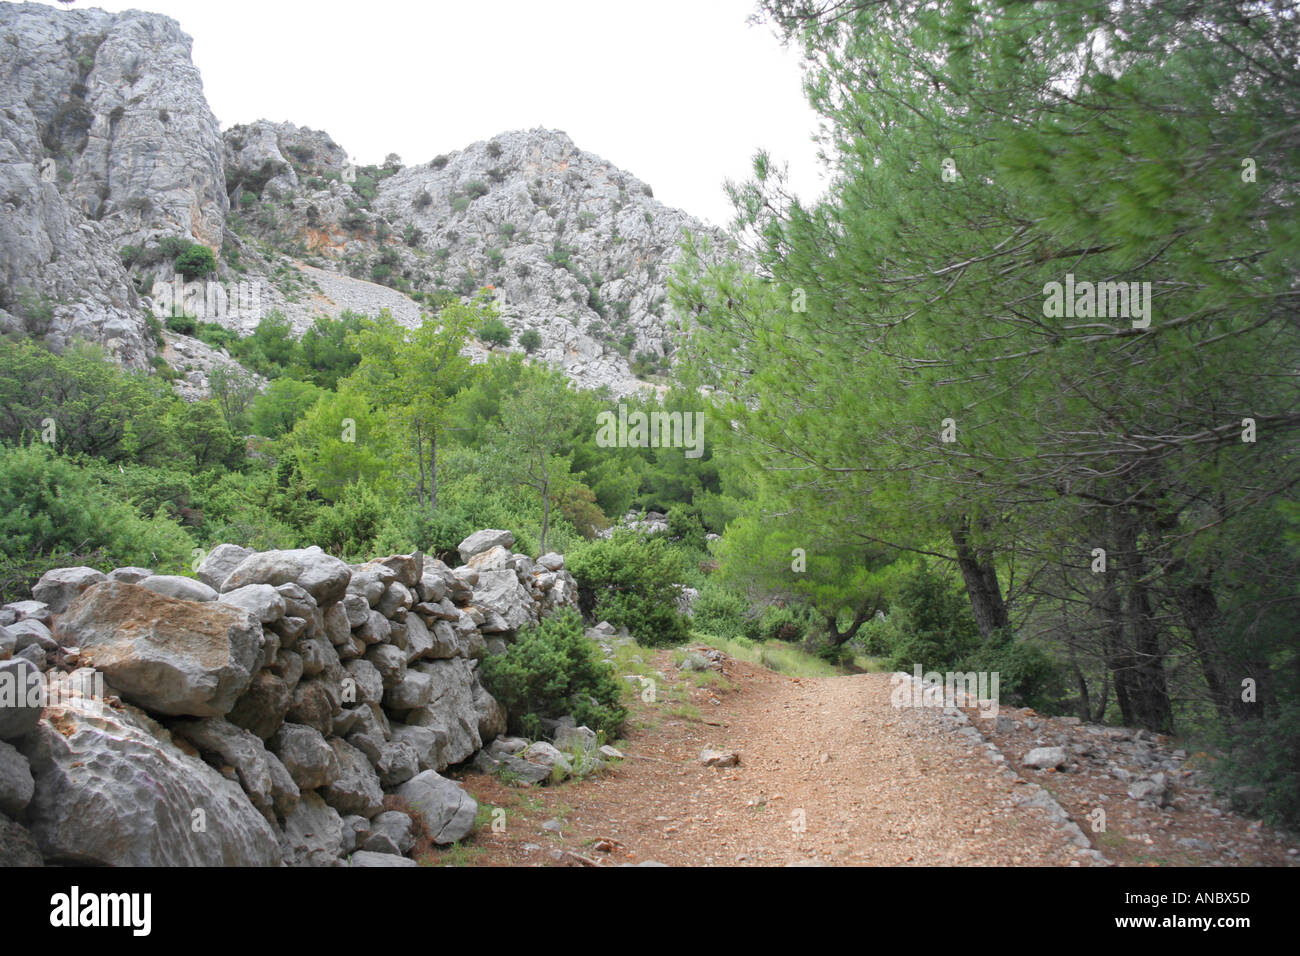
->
[459,654,1090,866]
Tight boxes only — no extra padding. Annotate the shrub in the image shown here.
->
[692,584,757,642]
[464,180,489,199]
[307,483,387,560]
[660,503,702,550]
[1208,700,1300,829]
[758,602,818,644]
[960,629,1065,714]
[174,243,216,279]
[430,155,449,169]
[144,312,165,346]
[518,329,542,353]
[158,236,191,259]
[855,614,902,657]
[165,313,197,335]
[567,531,689,646]
[486,141,503,159]
[478,608,626,739]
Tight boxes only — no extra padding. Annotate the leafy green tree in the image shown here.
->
[249,377,326,438]
[343,301,478,512]
[283,387,397,502]
[483,372,580,553]
[295,312,364,388]
[477,317,512,349]
[678,0,1300,757]
[0,340,177,465]
[518,328,542,353]
[207,364,259,432]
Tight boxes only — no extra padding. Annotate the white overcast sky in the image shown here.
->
[37,0,828,227]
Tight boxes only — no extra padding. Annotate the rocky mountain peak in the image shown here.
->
[1,0,731,396]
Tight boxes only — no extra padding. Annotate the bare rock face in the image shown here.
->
[0,3,228,367]
[55,582,263,717]
[21,695,281,866]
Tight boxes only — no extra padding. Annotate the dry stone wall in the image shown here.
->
[0,529,575,866]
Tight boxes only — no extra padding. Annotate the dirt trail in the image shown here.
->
[456,654,1085,866]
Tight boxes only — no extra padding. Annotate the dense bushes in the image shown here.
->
[0,444,193,601]
[478,609,625,739]
[691,583,757,642]
[567,530,689,646]
[874,561,1065,711]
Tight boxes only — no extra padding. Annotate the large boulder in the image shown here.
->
[139,575,218,603]
[197,544,254,591]
[0,738,35,817]
[383,669,435,711]
[31,567,107,614]
[279,791,345,867]
[22,696,281,865]
[55,582,262,717]
[370,553,424,589]
[467,545,512,572]
[221,547,351,606]
[457,530,515,564]
[472,570,535,633]
[0,817,42,866]
[218,584,287,624]
[472,680,506,744]
[405,659,483,767]
[227,671,291,739]
[390,723,444,772]
[0,659,45,740]
[321,737,384,819]
[395,770,477,844]
[268,723,339,790]
[173,717,299,824]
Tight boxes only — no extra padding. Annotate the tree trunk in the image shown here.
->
[429,429,438,512]
[414,420,427,511]
[951,517,1010,639]
[1114,508,1174,732]
[539,461,550,554]
[825,595,880,646]
[1100,575,1137,726]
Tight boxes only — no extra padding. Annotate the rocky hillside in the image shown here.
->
[0,1,226,367]
[0,2,731,396]
[223,122,729,393]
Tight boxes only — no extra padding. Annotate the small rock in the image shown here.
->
[700,749,739,768]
